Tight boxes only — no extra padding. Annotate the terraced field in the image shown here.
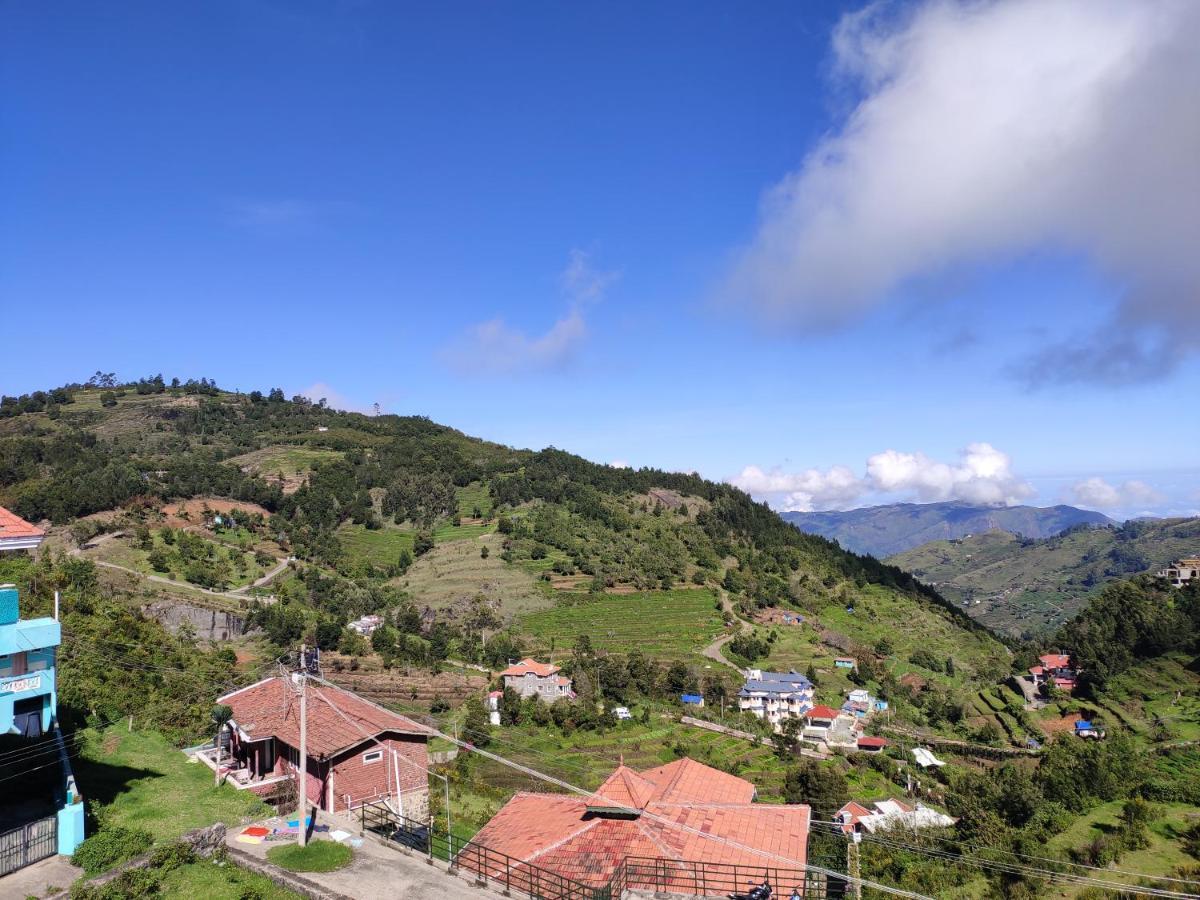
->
[336,522,415,566]
[517,589,726,661]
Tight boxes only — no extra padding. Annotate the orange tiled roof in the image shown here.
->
[1039,654,1071,669]
[498,658,560,678]
[217,676,431,758]
[465,759,809,889]
[590,765,659,809]
[638,757,757,805]
[0,506,45,548]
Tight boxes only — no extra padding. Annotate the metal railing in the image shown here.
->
[360,801,850,900]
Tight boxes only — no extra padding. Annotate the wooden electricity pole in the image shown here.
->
[297,647,308,848]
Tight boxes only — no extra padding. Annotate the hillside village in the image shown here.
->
[1,384,1199,900]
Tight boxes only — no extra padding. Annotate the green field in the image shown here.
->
[517,589,725,661]
[398,532,552,618]
[433,521,494,542]
[337,522,415,566]
[227,445,344,480]
[455,482,494,519]
[86,532,270,590]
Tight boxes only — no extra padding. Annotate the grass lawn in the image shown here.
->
[433,521,494,542]
[266,839,353,872]
[517,589,725,662]
[160,858,304,899]
[337,522,415,566]
[74,727,270,840]
[227,445,344,480]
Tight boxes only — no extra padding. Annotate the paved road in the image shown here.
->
[699,591,751,674]
[228,814,491,900]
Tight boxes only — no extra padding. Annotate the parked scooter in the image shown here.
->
[728,880,772,900]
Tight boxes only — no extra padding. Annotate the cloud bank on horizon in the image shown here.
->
[725,0,1200,386]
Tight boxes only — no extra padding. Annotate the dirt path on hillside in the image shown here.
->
[230,556,291,594]
[699,591,752,674]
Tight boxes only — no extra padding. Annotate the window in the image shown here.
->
[363,750,383,764]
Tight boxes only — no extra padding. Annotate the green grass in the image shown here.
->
[228,445,345,480]
[160,859,304,899]
[74,727,270,839]
[518,589,725,661]
[455,482,494,519]
[337,522,415,566]
[433,521,494,543]
[87,532,269,589]
[266,839,353,872]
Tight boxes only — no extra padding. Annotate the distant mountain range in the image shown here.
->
[782,501,1115,558]
[888,517,1200,638]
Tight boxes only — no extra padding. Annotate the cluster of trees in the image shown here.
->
[1055,576,1200,693]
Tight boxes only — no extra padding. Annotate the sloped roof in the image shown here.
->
[804,705,839,720]
[499,658,560,678]
[639,757,757,805]
[465,758,809,889]
[218,676,431,758]
[590,765,659,810]
[0,506,45,551]
[1039,653,1071,669]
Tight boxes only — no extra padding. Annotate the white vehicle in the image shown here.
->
[613,706,633,720]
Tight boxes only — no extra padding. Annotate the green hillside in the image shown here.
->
[889,519,1200,638]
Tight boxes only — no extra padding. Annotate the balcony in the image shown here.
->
[0,668,54,702]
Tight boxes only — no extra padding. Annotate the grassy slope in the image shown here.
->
[397,531,552,618]
[888,520,1200,637]
[74,727,269,838]
[517,589,726,661]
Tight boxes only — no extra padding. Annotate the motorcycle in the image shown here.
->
[728,881,772,900]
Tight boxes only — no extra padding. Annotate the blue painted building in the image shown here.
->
[0,508,85,868]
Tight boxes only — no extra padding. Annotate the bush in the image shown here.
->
[71,826,153,875]
[70,866,161,899]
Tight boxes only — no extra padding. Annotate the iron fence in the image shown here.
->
[360,801,851,900]
[0,815,57,877]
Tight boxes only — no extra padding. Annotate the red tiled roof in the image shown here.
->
[0,506,45,548]
[804,705,839,721]
[1040,654,1071,669]
[857,737,888,748]
[498,658,560,678]
[590,765,659,810]
[638,757,757,805]
[217,676,431,758]
[466,759,809,889]
[1028,665,1044,676]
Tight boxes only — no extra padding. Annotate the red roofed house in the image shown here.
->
[801,705,840,740]
[498,658,574,702]
[1029,653,1077,693]
[857,736,888,753]
[0,505,45,553]
[215,676,432,819]
[462,757,809,892]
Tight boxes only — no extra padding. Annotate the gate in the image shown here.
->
[0,815,58,877]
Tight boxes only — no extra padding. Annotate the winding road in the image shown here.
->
[699,590,752,674]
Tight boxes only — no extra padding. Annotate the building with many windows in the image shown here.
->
[737,669,814,731]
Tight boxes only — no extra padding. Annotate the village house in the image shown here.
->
[497,658,574,701]
[835,799,955,838]
[1156,558,1200,587]
[856,736,889,753]
[801,704,840,741]
[463,757,810,891]
[1029,653,1078,693]
[834,657,857,670]
[347,614,384,637]
[842,688,874,718]
[213,675,433,819]
[737,669,814,732]
[0,507,86,872]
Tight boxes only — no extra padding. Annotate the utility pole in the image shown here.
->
[297,645,308,848]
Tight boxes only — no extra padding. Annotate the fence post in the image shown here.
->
[428,811,436,865]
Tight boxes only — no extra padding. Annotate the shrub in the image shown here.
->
[71,826,153,876]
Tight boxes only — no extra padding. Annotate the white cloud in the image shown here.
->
[1069,477,1164,509]
[730,464,866,512]
[865,442,1033,505]
[724,0,1200,385]
[445,250,617,375]
[609,459,631,469]
[730,442,1033,510]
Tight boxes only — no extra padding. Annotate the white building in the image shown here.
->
[1157,558,1200,587]
[348,614,384,637]
[737,669,814,732]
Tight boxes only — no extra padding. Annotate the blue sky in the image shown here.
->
[3,0,1198,519]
